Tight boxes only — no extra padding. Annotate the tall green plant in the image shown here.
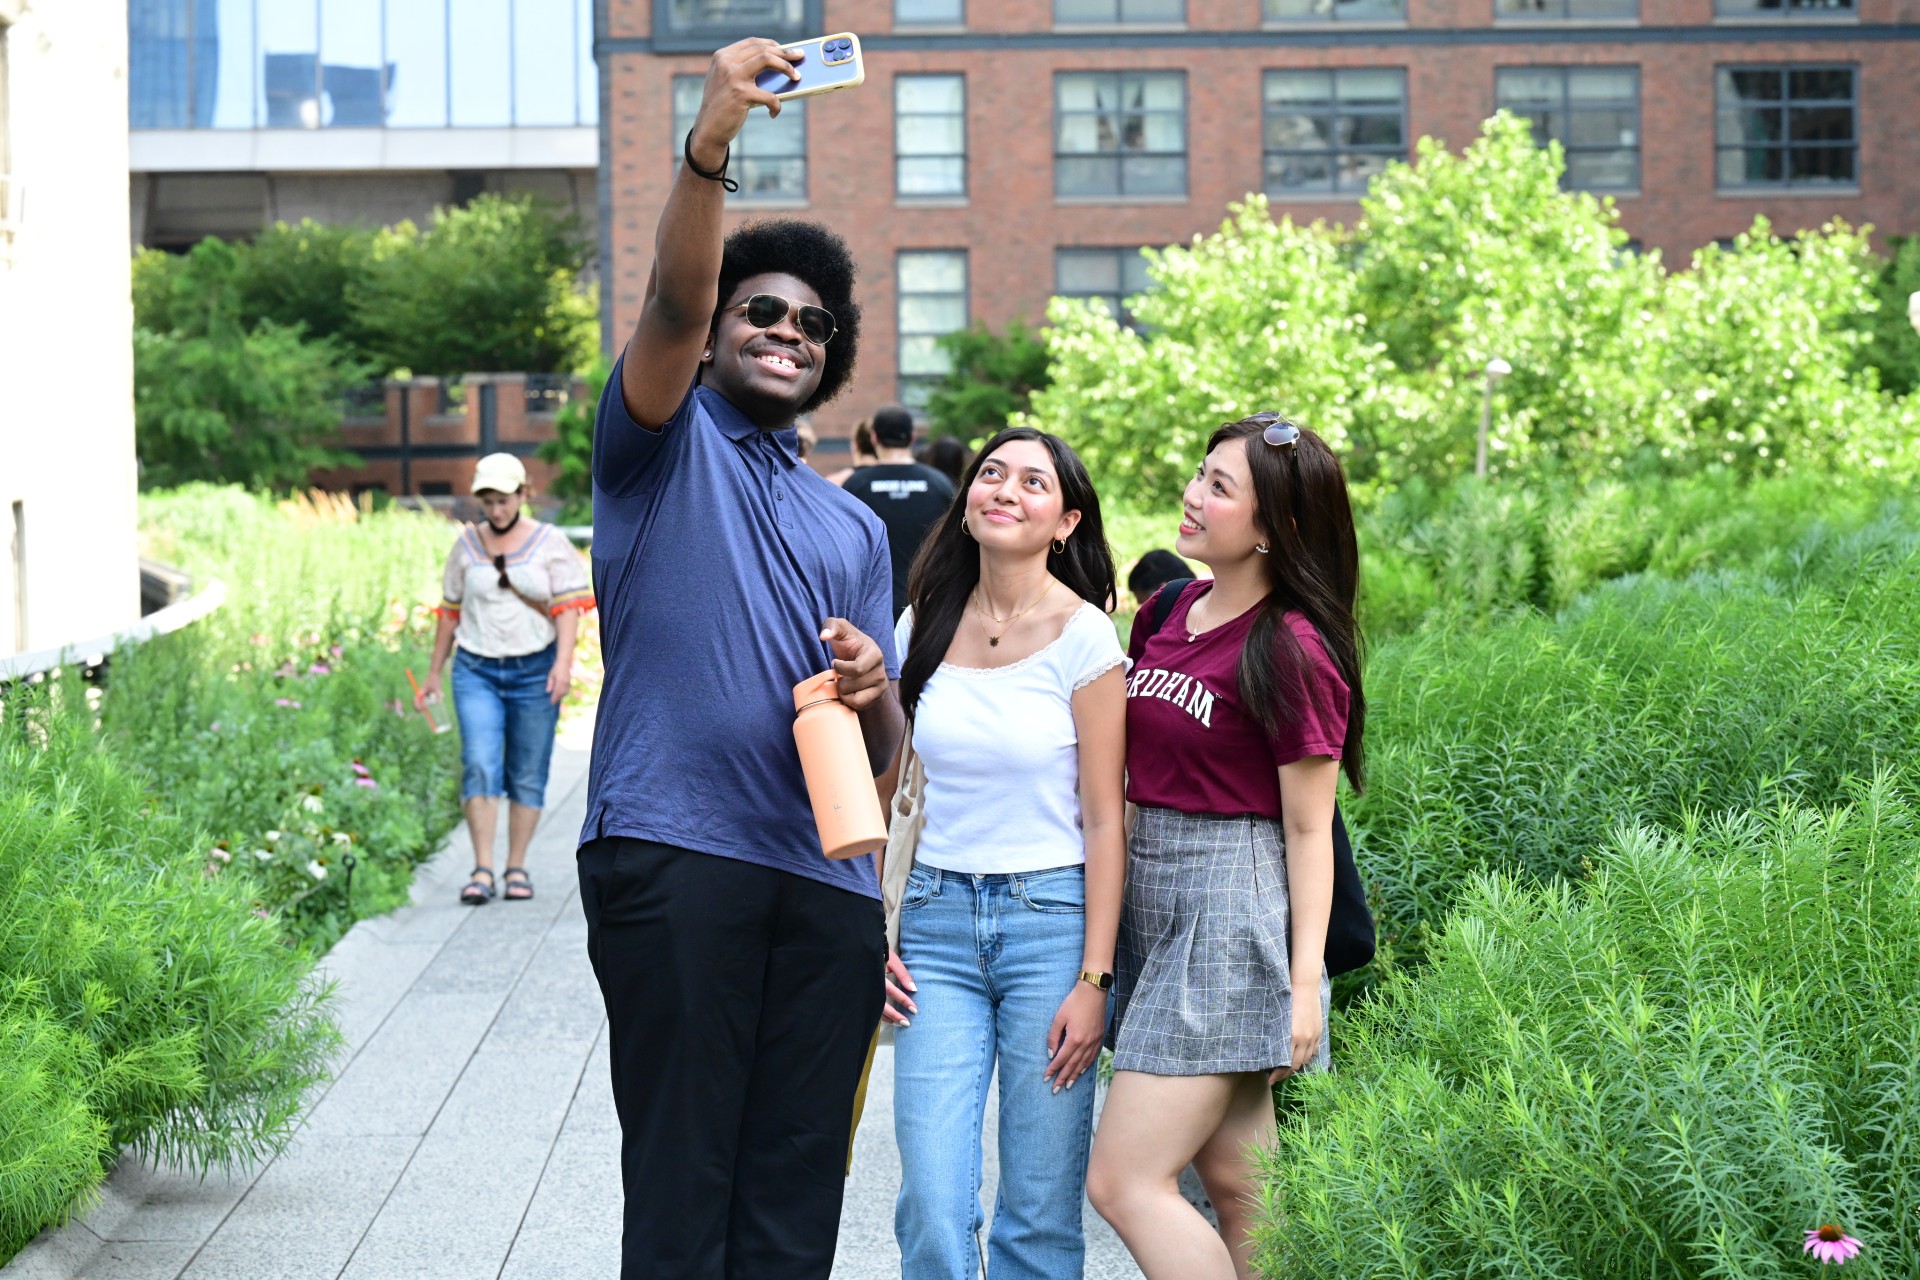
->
[1254,773,1920,1279]
[537,355,610,503]
[926,320,1052,442]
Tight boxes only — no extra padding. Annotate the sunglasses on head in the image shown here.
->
[1251,411,1301,451]
[725,294,837,347]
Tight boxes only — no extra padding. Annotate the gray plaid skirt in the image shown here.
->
[1108,806,1333,1076]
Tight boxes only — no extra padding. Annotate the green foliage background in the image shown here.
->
[1028,115,1917,505]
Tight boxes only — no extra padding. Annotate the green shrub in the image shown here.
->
[927,320,1053,443]
[0,700,338,1260]
[538,355,610,507]
[1033,114,1918,506]
[1348,532,1920,975]
[117,486,463,952]
[353,193,596,377]
[1254,772,1920,1279]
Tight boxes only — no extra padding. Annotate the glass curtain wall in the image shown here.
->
[130,0,599,129]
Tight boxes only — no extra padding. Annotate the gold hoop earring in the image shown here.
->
[962,519,973,539]
[1052,539,1067,555]
[1255,543,1270,554]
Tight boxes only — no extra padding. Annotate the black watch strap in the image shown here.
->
[683,129,739,193]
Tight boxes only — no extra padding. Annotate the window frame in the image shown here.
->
[1713,0,1855,19]
[1262,0,1408,24]
[652,0,818,53]
[896,249,971,413]
[895,0,965,25]
[1494,65,1641,193]
[672,72,809,204]
[1713,62,1859,193]
[1053,0,1186,24]
[1261,67,1408,198]
[894,72,967,200]
[1054,246,1155,331]
[1492,0,1639,20]
[1052,70,1190,200]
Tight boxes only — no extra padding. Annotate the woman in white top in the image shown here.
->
[883,427,1127,1280]
[418,454,594,905]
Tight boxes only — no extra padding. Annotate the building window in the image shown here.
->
[1264,0,1406,21]
[1055,0,1184,22]
[1496,67,1640,190]
[896,0,964,22]
[1495,0,1637,18]
[1263,69,1405,196]
[1714,66,1856,190]
[656,0,810,49]
[1055,72,1187,199]
[674,75,807,201]
[896,75,966,198]
[1716,0,1852,15]
[127,0,599,130]
[1056,247,1154,330]
[898,251,969,412]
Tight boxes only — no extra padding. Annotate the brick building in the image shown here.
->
[598,0,1920,436]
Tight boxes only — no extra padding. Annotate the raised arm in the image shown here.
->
[618,39,803,428]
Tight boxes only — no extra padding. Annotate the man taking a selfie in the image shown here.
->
[577,37,902,1280]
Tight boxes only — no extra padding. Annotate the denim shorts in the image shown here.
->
[450,643,561,808]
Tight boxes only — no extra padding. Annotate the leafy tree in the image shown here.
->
[926,320,1052,442]
[537,355,611,502]
[133,238,365,491]
[1859,234,1920,398]
[237,219,378,360]
[1029,113,1917,504]
[352,193,596,377]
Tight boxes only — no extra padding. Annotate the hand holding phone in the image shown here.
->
[754,34,865,102]
[687,39,808,166]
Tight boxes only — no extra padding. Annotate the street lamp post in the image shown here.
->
[1477,357,1512,479]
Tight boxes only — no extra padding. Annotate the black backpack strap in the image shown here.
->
[1142,578,1194,639]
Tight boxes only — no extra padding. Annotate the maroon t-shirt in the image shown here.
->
[1125,582,1350,819]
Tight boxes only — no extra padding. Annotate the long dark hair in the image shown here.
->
[899,427,1117,717]
[1209,416,1367,792]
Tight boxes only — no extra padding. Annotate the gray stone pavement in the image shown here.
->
[4,725,1145,1280]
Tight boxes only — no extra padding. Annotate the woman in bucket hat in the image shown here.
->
[417,453,595,904]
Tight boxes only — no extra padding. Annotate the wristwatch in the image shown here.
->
[1079,970,1114,992]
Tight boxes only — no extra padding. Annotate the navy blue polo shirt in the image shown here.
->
[580,361,899,898]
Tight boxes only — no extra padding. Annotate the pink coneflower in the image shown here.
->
[1804,1226,1862,1266]
[350,760,371,778]
[309,663,331,676]
[354,778,378,789]
[330,645,343,658]
[274,698,302,709]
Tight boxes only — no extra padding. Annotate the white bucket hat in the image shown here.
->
[471,453,527,495]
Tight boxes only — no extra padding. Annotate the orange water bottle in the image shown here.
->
[792,671,889,860]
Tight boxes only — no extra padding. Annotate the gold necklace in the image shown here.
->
[974,579,1054,647]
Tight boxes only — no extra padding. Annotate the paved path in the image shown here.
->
[5,730,1146,1280]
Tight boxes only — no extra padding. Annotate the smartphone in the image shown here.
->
[755,33,865,102]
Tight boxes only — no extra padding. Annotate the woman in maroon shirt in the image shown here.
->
[1086,413,1367,1280]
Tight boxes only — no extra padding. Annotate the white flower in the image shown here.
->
[300,794,325,813]
[330,832,352,847]
[209,848,232,864]
[306,859,328,881]
[253,849,274,861]
[264,830,282,842]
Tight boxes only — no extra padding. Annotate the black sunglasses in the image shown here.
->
[491,554,511,590]
[726,293,837,347]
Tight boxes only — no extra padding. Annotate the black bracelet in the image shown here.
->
[683,129,739,193]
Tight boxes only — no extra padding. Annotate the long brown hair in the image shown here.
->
[1209,415,1367,792]
[900,428,1117,717]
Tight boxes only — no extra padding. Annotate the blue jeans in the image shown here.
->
[893,864,1096,1280]
[450,644,560,807]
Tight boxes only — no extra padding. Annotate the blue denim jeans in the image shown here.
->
[893,864,1097,1280]
[450,643,560,807]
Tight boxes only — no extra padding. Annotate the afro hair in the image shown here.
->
[713,218,861,415]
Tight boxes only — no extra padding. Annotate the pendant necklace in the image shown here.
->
[976,579,1054,647]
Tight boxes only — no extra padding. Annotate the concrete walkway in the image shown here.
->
[4,730,1147,1280]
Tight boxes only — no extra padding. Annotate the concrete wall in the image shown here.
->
[0,0,142,660]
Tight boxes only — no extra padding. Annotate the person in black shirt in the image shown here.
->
[845,405,957,617]
[1127,548,1194,608]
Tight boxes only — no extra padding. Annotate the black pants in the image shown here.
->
[577,837,885,1280]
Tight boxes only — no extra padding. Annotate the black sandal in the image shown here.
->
[460,866,496,905]
[502,867,534,901]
